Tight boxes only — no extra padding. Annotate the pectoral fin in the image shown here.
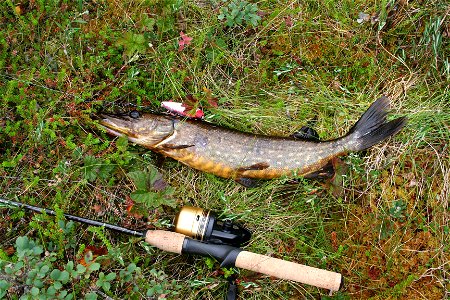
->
[159,144,194,150]
[234,163,270,187]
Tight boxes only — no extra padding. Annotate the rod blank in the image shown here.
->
[0,198,144,237]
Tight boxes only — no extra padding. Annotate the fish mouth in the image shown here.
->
[102,126,125,137]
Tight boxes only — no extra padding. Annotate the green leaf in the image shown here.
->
[105,272,116,281]
[0,280,10,298]
[14,261,24,272]
[142,17,155,31]
[16,236,29,251]
[31,287,40,296]
[102,282,111,291]
[115,136,128,151]
[127,170,149,190]
[64,292,73,300]
[127,263,137,273]
[98,272,105,280]
[59,270,70,283]
[147,288,154,297]
[65,261,74,272]
[38,265,50,278]
[32,245,43,255]
[53,281,62,290]
[47,285,57,296]
[116,32,147,57]
[128,167,167,191]
[40,265,50,274]
[50,269,62,280]
[84,292,98,300]
[83,156,99,182]
[130,190,155,204]
[215,38,227,49]
[98,163,115,180]
[88,262,100,272]
[76,264,86,274]
[127,167,174,208]
[33,279,44,288]
[4,265,13,275]
[83,156,115,182]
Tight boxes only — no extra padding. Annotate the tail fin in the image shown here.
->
[346,96,406,151]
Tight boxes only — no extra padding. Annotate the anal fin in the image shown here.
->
[303,160,335,179]
[236,162,270,172]
[235,177,262,188]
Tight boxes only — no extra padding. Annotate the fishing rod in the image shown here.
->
[0,198,343,292]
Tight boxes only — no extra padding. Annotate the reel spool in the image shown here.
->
[174,206,251,247]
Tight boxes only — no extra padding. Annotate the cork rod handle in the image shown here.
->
[145,230,185,254]
[145,230,342,291]
[235,251,342,291]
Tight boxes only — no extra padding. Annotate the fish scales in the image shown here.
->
[156,121,344,179]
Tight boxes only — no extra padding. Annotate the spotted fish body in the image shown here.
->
[156,122,346,179]
[99,97,406,181]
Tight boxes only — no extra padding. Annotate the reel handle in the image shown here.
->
[145,230,342,291]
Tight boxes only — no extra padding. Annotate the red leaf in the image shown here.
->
[207,97,219,108]
[92,204,105,216]
[368,266,381,280]
[125,196,143,218]
[331,231,338,251]
[203,87,219,108]
[181,104,204,118]
[78,245,108,267]
[5,246,15,256]
[285,16,294,27]
[125,196,134,213]
[184,94,197,107]
[178,31,193,51]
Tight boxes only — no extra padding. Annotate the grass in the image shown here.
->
[1,0,449,299]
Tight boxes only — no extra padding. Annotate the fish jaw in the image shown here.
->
[103,126,124,137]
[101,125,143,144]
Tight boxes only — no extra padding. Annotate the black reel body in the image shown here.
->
[174,206,251,247]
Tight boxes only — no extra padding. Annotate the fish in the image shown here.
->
[99,96,406,184]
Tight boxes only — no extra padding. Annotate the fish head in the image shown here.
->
[99,111,175,146]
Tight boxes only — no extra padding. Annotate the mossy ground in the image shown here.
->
[1,0,449,299]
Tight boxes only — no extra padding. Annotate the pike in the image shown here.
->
[99,97,406,184]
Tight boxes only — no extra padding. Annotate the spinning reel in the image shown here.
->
[174,206,251,247]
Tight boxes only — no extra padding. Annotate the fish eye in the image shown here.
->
[129,111,140,119]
